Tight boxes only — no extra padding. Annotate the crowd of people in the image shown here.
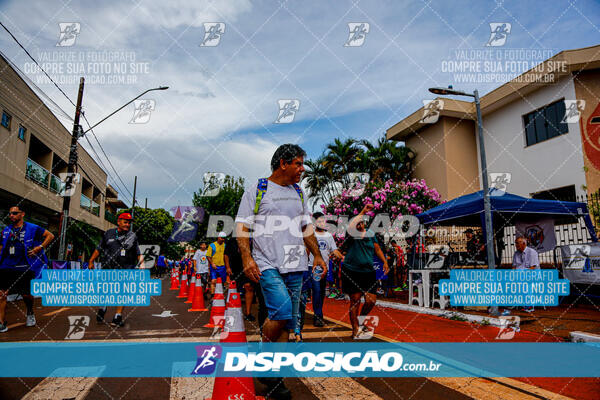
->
[0,142,544,378]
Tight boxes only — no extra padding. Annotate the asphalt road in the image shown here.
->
[0,275,584,400]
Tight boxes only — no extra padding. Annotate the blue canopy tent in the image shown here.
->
[416,189,597,242]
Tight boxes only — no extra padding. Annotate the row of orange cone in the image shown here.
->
[169,268,264,399]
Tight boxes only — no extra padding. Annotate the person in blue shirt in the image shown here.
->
[156,254,166,278]
[0,205,54,333]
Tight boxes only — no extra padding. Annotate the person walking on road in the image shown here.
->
[192,242,210,296]
[207,232,229,294]
[224,236,256,321]
[341,204,389,339]
[88,212,142,327]
[235,144,326,399]
[295,212,343,340]
[0,205,54,332]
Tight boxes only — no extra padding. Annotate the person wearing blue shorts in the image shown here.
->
[207,232,229,294]
[235,144,326,399]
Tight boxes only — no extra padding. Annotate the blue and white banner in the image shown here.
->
[0,342,597,378]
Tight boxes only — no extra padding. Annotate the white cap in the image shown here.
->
[218,232,227,238]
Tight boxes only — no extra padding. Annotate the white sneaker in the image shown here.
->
[26,314,36,327]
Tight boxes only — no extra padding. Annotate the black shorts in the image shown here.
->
[0,268,36,295]
[341,268,377,295]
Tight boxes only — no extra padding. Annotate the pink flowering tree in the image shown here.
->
[321,178,443,241]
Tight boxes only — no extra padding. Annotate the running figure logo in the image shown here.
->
[56,23,80,47]
[57,172,80,197]
[65,316,90,340]
[346,172,370,196]
[485,23,511,47]
[200,23,225,47]
[489,172,511,194]
[202,172,226,197]
[356,316,378,339]
[275,100,300,124]
[562,100,586,123]
[496,316,520,340]
[192,345,222,375]
[129,99,156,124]
[282,245,304,270]
[421,99,444,124]
[344,23,370,47]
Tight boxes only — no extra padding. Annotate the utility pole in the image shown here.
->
[58,77,84,260]
[144,197,148,210]
[132,176,137,229]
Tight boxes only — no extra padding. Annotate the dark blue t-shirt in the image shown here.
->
[1,224,45,269]
[157,255,166,267]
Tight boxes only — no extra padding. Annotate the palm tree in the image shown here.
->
[306,135,416,206]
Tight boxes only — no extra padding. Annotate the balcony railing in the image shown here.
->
[26,158,49,188]
[91,200,100,216]
[80,194,91,212]
[49,174,65,194]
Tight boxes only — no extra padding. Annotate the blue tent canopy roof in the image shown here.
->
[416,190,592,229]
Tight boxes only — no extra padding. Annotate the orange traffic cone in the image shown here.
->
[176,273,188,298]
[226,281,237,304]
[204,278,225,328]
[185,274,196,303]
[220,286,246,342]
[208,289,263,400]
[189,273,208,312]
[169,269,179,290]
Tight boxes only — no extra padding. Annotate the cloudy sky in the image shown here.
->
[1,0,599,211]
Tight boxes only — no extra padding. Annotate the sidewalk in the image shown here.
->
[315,297,600,400]
[377,290,600,339]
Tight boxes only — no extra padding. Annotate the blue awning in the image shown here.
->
[416,190,597,241]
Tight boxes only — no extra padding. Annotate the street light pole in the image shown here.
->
[429,86,497,314]
[57,85,169,259]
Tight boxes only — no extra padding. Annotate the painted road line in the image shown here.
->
[300,377,383,399]
[22,366,105,400]
[170,362,213,400]
[311,311,574,400]
[43,307,70,316]
[7,308,70,330]
[247,330,352,341]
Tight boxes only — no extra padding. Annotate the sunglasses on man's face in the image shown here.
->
[9,211,22,215]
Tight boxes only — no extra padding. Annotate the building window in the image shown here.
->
[523,99,568,146]
[1,111,11,129]
[18,125,26,141]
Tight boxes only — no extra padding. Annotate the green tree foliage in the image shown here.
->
[65,220,102,260]
[192,175,245,244]
[303,135,416,207]
[123,207,185,260]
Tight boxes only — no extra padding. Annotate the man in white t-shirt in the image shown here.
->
[295,212,343,337]
[192,242,210,293]
[235,144,326,398]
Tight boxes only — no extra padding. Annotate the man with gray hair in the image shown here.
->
[508,236,540,314]
[236,143,326,399]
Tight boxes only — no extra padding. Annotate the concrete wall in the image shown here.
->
[406,117,479,201]
[481,76,586,198]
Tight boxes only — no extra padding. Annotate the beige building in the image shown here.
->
[0,52,126,256]
[387,44,600,202]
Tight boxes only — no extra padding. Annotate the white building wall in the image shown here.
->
[481,76,586,198]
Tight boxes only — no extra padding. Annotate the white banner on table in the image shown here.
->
[560,243,600,285]
[515,218,556,253]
